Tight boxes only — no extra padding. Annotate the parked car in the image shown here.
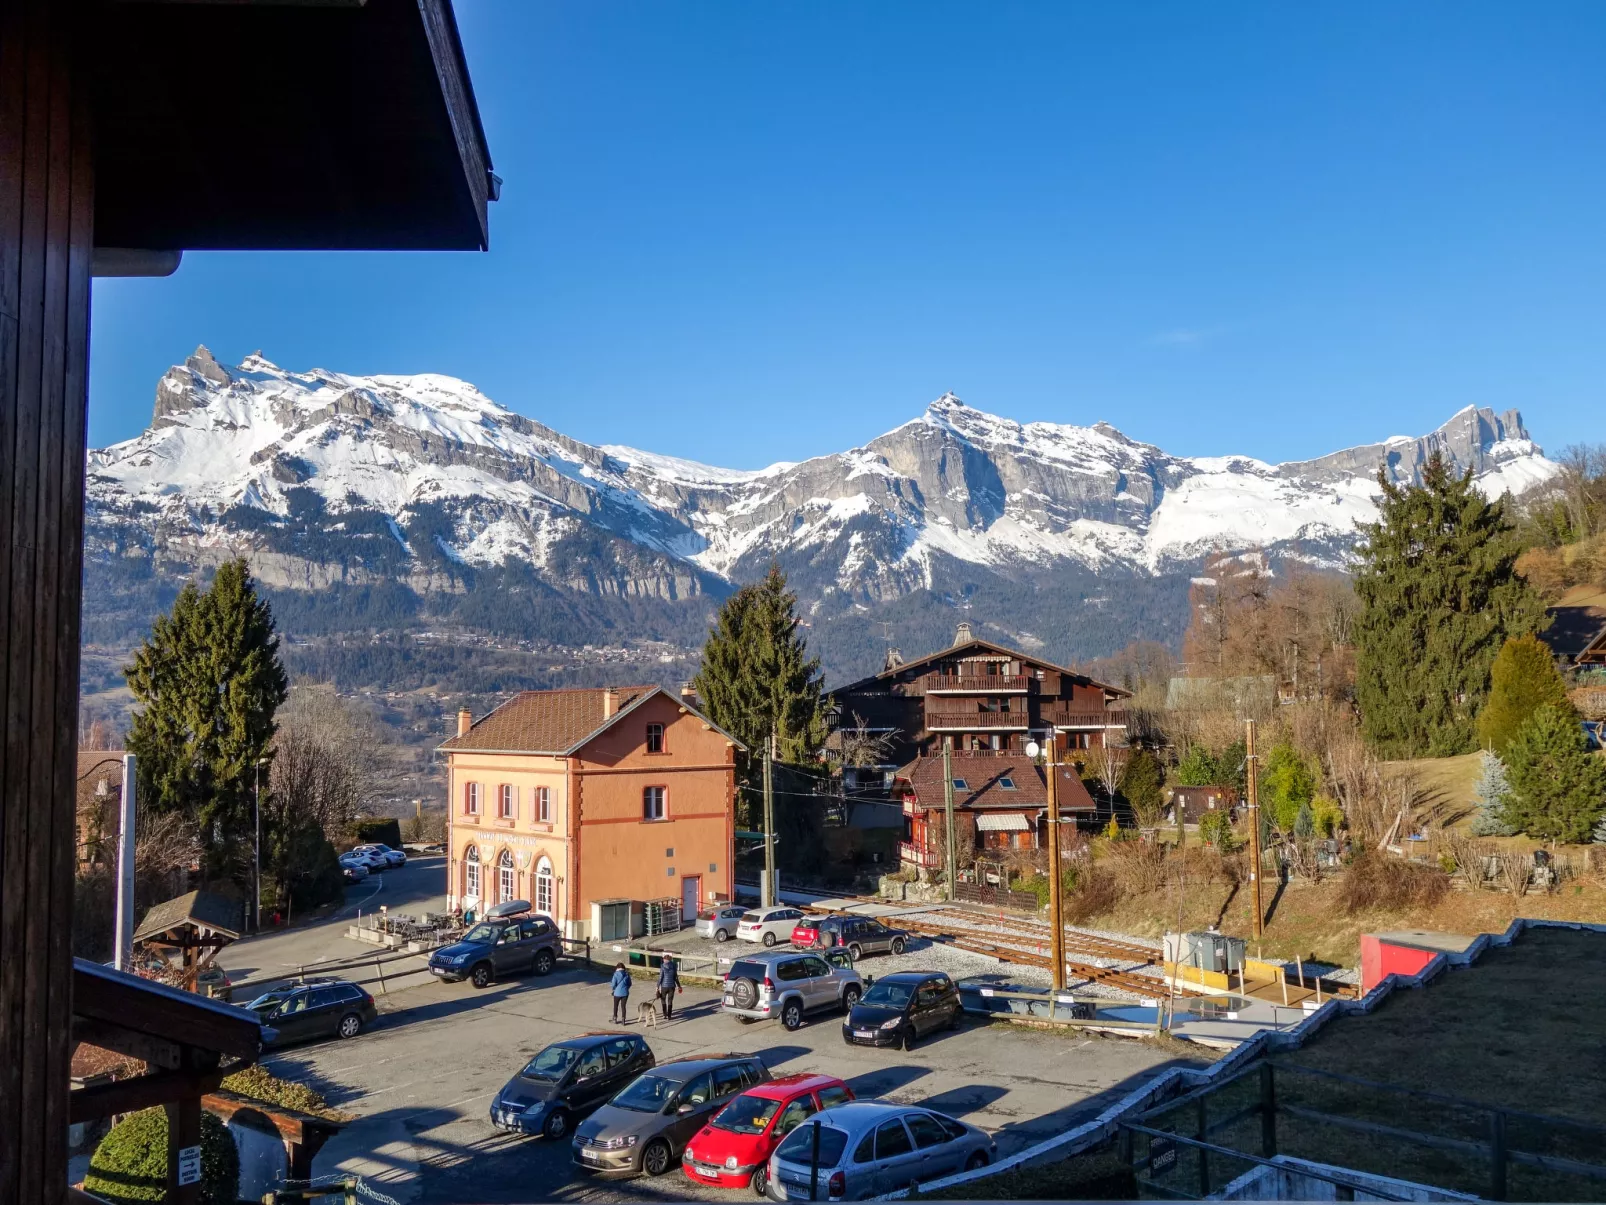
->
[682,1073,854,1196]
[341,861,369,884]
[353,842,406,868]
[722,949,862,1030]
[737,906,806,947]
[791,915,909,960]
[245,979,377,1046]
[763,1102,994,1200]
[572,1053,771,1178]
[196,965,232,1002]
[341,848,387,872]
[338,853,372,878]
[428,901,563,988]
[696,904,750,943]
[841,972,961,1050]
[491,1031,655,1140]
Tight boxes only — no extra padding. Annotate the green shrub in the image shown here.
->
[351,818,403,850]
[84,1108,238,1204]
[221,1064,344,1121]
[1198,808,1236,851]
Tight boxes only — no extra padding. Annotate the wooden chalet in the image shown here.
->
[892,754,1098,869]
[0,2,492,1200]
[1540,585,1606,667]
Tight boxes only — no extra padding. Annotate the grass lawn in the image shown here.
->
[1385,751,1483,828]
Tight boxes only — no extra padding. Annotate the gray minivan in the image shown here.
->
[572,1053,770,1178]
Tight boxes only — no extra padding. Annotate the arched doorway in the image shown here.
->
[535,855,554,917]
[463,845,481,905]
[497,849,515,905]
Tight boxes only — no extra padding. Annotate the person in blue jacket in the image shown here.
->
[657,954,682,1020]
[610,962,632,1023]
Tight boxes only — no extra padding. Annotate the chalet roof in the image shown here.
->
[439,686,746,756]
[834,636,1130,698]
[1541,586,1606,660]
[73,958,264,1065]
[91,0,494,253]
[134,890,243,944]
[894,754,1098,813]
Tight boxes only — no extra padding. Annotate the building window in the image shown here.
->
[464,845,481,901]
[951,778,969,791]
[498,849,515,903]
[998,777,1017,790]
[645,722,665,753]
[643,786,667,821]
[497,784,516,819]
[535,856,554,915]
[536,786,551,823]
[464,782,482,816]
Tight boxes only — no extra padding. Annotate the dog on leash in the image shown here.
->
[637,1000,659,1028]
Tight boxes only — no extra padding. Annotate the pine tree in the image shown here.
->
[693,566,828,764]
[1476,634,1571,753]
[1468,750,1517,837]
[1501,704,1606,843]
[1594,815,1606,845]
[1118,749,1165,827]
[1353,453,1546,757]
[125,560,288,882]
[1293,801,1316,841]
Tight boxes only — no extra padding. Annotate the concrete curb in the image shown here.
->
[879,916,1606,1199]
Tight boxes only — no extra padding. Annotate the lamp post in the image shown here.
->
[1026,732,1066,992]
[253,756,269,932]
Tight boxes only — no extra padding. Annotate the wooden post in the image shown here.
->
[942,738,956,901]
[1489,1110,1507,1201]
[1246,720,1263,938]
[1260,1063,1277,1157]
[165,1094,203,1205]
[0,4,95,1200]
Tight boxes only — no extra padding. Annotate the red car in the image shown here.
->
[681,1072,855,1195]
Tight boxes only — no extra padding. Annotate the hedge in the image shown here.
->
[351,818,403,850]
[84,1108,238,1204]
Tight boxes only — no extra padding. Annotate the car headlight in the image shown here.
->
[452,953,471,964]
[880,1017,903,1030]
[725,1155,739,1170]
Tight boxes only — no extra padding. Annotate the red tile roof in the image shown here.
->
[895,753,1097,812]
[439,686,662,754]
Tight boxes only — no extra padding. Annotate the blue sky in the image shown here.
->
[89,2,1606,467]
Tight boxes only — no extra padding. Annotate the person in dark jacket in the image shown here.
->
[656,954,681,1019]
[610,962,632,1023]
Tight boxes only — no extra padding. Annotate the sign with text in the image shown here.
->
[1148,1136,1177,1175]
[176,1145,201,1186]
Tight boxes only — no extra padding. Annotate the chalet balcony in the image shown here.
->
[1045,704,1128,729]
[917,672,1032,694]
[897,840,941,868]
[924,703,1029,731]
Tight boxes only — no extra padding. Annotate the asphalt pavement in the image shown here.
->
[221,858,1198,1203]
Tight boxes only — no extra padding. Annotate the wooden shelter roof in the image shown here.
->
[134,890,243,945]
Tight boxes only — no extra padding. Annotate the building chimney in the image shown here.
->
[457,708,473,737]
[883,647,904,672]
[602,687,617,719]
[679,682,699,708]
[954,621,973,645]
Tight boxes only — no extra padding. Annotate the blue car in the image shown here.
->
[490,1032,654,1140]
[429,901,563,989]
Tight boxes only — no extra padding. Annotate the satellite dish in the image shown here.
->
[1024,740,1041,759]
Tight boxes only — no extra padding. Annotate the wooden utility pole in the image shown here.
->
[1045,732,1067,991]
[763,736,777,907]
[942,738,957,901]
[1246,719,1263,938]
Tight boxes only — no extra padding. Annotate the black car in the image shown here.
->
[428,901,564,988]
[491,1032,654,1141]
[841,972,962,1050]
[246,979,378,1047]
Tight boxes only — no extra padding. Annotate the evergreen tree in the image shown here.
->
[1118,749,1165,827]
[1172,745,1219,787]
[693,566,828,764]
[1594,815,1606,845]
[1476,634,1571,753]
[1501,704,1606,843]
[1293,801,1316,841]
[125,560,288,882]
[1468,750,1517,837]
[1353,453,1546,757]
[1260,740,1317,831]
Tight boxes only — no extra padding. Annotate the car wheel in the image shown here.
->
[781,999,804,1031]
[336,1012,363,1039]
[642,1138,673,1177]
[470,962,494,989]
[846,943,863,962]
[541,1108,570,1141]
[841,984,861,1010]
[534,949,555,976]
[890,936,907,956]
[965,1150,989,1171]
[762,931,777,947]
[750,1165,768,1197]
[948,1008,962,1031]
[901,1023,917,1051]
[715,928,730,942]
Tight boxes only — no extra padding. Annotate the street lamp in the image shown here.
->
[1024,733,1066,992]
[254,756,270,932]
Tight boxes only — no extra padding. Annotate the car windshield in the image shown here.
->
[862,981,914,1008]
[712,1093,782,1134]
[245,992,288,1012]
[775,1124,848,1167]
[520,1045,582,1081]
[463,923,501,943]
[612,1073,678,1113]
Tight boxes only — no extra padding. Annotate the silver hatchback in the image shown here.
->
[764,1102,994,1200]
[721,949,862,1030]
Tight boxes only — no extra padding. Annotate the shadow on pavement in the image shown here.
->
[845,1063,929,1098]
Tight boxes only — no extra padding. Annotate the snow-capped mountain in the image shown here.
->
[86,348,1557,612]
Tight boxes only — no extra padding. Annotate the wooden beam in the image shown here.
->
[68,1067,227,1125]
[0,3,94,1203]
[73,965,262,1061]
[71,1018,183,1071]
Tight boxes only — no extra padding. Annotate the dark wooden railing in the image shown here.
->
[924,705,1029,730]
[1045,705,1128,728]
[918,672,1031,693]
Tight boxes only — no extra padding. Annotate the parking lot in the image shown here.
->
[228,863,1201,1202]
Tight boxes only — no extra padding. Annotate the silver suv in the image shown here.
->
[722,948,862,1031]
